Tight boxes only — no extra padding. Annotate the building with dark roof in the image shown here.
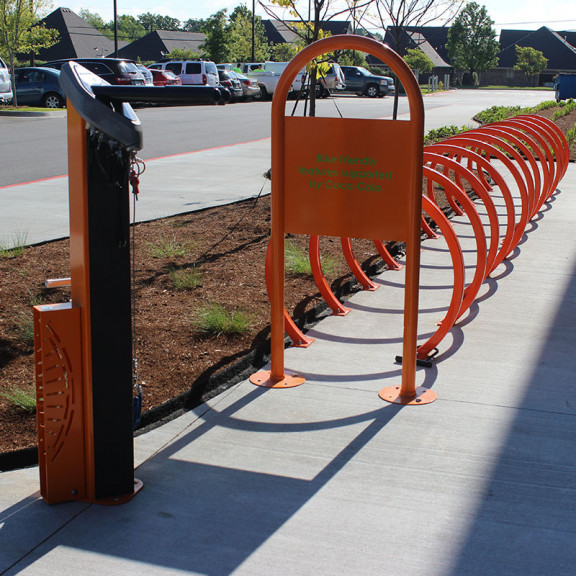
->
[382,24,576,86]
[487,26,576,85]
[262,20,351,45]
[117,30,206,62]
[34,7,115,61]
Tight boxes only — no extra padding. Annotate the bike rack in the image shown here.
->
[264,112,570,368]
[252,35,436,405]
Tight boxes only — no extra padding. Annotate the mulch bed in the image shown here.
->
[1,107,575,466]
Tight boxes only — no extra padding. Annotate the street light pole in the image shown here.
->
[113,0,118,56]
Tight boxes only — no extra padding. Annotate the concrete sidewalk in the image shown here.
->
[0,138,272,246]
[1,157,575,574]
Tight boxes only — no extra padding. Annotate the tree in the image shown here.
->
[404,47,434,73]
[270,41,299,62]
[202,9,230,63]
[79,10,145,42]
[366,0,463,118]
[167,47,204,60]
[446,2,499,84]
[182,18,206,32]
[514,45,548,87]
[0,0,58,104]
[337,49,368,67]
[261,0,370,116]
[228,8,270,62]
[138,12,181,32]
[79,8,107,31]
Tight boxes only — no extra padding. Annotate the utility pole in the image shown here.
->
[113,0,118,56]
[251,0,255,62]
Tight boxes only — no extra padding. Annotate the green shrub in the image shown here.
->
[567,122,576,146]
[532,100,561,112]
[475,105,523,124]
[425,124,473,143]
[192,303,253,336]
[553,100,576,120]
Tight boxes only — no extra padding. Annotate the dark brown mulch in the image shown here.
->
[1,107,575,461]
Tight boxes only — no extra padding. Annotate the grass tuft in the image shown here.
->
[146,237,190,259]
[0,384,36,412]
[192,303,253,336]
[12,310,35,345]
[170,266,203,290]
[285,240,339,276]
[0,232,28,259]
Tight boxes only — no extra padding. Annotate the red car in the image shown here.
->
[150,69,182,86]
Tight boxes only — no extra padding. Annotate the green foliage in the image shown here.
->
[285,240,338,276]
[138,12,181,32]
[227,10,270,62]
[182,18,206,32]
[79,9,107,30]
[474,100,564,124]
[167,48,203,60]
[202,9,231,63]
[270,42,299,62]
[337,50,368,68]
[514,46,548,86]
[170,266,203,290]
[192,303,253,336]
[446,2,499,76]
[117,15,147,41]
[553,99,576,120]
[0,0,58,104]
[475,104,523,124]
[531,100,559,111]
[566,122,576,146]
[0,232,28,259]
[0,384,36,412]
[403,48,434,74]
[425,124,473,143]
[146,238,190,259]
[80,10,146,41]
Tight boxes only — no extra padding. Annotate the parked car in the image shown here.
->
[14,67,66,108]
[136,63,153,86]
[218,70,243,101]
[318,63,346,95]
[148,60,219,86]
[230,71,261,100]
[150,69,182,86]
[44,58,145,85]
[340,66,395,98]
[0,56,12,103]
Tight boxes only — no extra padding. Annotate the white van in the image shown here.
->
[0,57,13,103]
[149,60,219,86]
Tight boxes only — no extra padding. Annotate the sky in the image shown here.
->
[62,0,576,34]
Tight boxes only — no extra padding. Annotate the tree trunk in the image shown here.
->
[392,81,400,120]
[309,68,317,117]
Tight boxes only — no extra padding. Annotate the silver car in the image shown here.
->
[0,57,13,103]
[136,64,154,86]
[230,71,261,101]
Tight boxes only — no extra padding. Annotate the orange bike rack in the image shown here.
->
[251,35,435,405]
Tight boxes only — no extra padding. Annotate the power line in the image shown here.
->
[495,19,576,26]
